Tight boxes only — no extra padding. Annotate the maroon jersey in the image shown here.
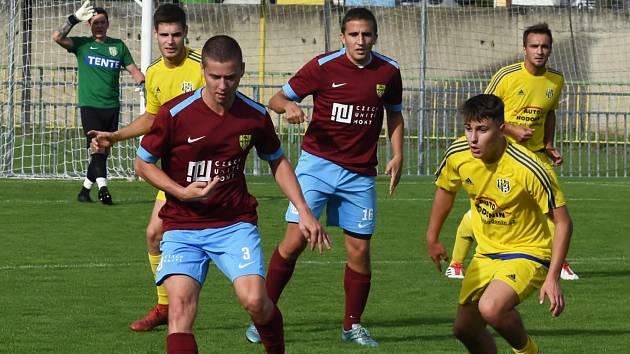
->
[283,48,403,176]
[138,88,283,231]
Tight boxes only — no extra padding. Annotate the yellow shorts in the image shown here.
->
[156,190,166,201]
[459,254,548,304]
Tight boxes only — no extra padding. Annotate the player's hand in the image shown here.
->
[74,1,95,22]
[283,101,308,124]
[385,156,402,195]
[179,178,219,201]
[427,240,449,272]
[506,124,534,142]
[298,208,331,255]
[545,146,563,166]
[135,81,146,101]
[88,130,114,150]
[539,277,565,317]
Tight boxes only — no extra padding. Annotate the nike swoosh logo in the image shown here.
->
[357,222,371,229]
[90,46,98,50]
[187,136,206,143]
[332,82,347,88]
[238,261,255,269]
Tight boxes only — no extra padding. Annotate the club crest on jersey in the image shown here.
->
[496,178,511,193]
[181,82,194,93]
[546,88,554,99]
[108,47,117,57]
[239,134,252,150]
[376,84,386,98]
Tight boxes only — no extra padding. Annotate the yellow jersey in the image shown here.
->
[145,47,204,115]
[485,62,564,152]
[435,137,566,260]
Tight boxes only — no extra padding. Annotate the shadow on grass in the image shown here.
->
[571,270,630,278]
[529,328,630,337]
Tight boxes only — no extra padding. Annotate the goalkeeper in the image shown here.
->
[52,1,145,205]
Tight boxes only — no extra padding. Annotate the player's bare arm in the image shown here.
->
[268,90,308,124]
[503,122,534,142]
[385,110,404,195]
[89,111,156,150]
[539,205,572,317]
[51,0,95,50]
[134,157,218,201]
[543,110,563,165]
[426,187,455,272]
[268,156,331,254]
[126,63,145,85]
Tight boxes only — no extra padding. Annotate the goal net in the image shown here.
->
[1,1,629,178]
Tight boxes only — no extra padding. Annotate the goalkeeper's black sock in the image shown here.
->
[91,153,108,179]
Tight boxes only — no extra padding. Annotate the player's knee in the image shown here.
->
[478,298,502,325]
[278,230,307,261]
[168,296,197,321]
[241,294,267,317]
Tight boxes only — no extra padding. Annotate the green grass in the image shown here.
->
[1,177,629,353]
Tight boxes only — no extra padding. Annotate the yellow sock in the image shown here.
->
[148,253,169,305]
[513,336,539,354]
[451,210,474,265]
[451,235,474,265]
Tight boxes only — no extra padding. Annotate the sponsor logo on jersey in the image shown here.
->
[181,82,194,93]
[546,88,554,99]
[474,196,514,226]
[507,273,516,281]
[85,55,121,70]
[515,106,543,123]
[331,103,353,123]
[239,135,252,150]
[156,87,161,94]
[108,47,118,57]
[464,177,474,185]
[331,103,378,126]
[517,89,525,96]
[376,84,386,97]
[186,157,243,183]
[496,178,511,193]
[331,82,347,88]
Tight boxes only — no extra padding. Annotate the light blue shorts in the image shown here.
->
[156,222,265,286]
[286,150,376,236]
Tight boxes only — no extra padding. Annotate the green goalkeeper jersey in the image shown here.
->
[69,36,135,108]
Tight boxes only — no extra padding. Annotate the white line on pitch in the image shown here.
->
[1,256,625,271]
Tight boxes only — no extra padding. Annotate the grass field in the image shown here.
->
[1,177,629,353]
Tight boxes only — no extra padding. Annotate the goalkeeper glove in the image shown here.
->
[68,1,95,25]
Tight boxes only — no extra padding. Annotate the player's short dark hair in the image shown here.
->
[201,35,243,66]
[341,8,377,36]
[88,7,108,23]
[523,23,553,48]
[460,94,504,126]
[154,4,187,31]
